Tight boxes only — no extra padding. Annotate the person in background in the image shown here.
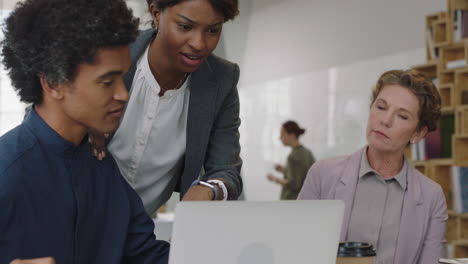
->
[267,121,315,200]
[91,0,243,215]
[298,70,447,264]
[0,0,169,263]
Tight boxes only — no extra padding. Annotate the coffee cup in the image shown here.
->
[336,242,376,264]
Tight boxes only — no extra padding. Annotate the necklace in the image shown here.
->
[159,72,189,96]
[173,72,189,90]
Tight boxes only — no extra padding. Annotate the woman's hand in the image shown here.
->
[267,173,287,186]
[274,164,284,172]
[88,129,110,160]
[10,257,55,264]
[266,173,276,182]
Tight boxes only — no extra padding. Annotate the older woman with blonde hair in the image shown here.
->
[299,69,447,264]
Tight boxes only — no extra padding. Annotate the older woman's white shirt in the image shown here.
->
[109,45,190,214]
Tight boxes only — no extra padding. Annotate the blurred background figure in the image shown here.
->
[267,120,315,200]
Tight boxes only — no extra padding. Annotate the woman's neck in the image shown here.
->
[148,37,187,95]
[289,140,300,148]
[366,147,404,179]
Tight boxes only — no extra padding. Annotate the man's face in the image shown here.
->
[58,46,131,134]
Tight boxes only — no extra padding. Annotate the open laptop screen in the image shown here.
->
[169,200,344,264]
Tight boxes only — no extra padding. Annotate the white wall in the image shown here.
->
[223,0,445,84]
[218,0,446,200]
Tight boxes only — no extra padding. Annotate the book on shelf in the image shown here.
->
[451,166,468,213]
[446,59,467,69]
[440,114,455,158]
[427,27,438,60]
[462,90,468,105]
[453,9,468,41]
[454,9,461,41]
[463,10,468,40]
[425,126,442,159]
[411,141,419,161]
[410,138,427,161]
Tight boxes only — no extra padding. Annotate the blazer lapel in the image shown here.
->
[394,167,425,264]
[333,148,365,242]
[182,59,218,193]
[124,29,157,92]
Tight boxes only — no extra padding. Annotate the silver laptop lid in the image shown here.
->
[169,200,344,264]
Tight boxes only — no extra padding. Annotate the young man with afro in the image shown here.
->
[0,0,169,263]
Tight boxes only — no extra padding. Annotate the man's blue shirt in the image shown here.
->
[0,108,169,264]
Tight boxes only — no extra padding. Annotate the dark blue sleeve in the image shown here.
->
[122,180,170,264]
[0,185,20,263]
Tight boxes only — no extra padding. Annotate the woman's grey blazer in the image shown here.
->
[123,29,243,199]
[298,147,447,264]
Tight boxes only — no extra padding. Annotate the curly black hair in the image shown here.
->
[1,0,140,104]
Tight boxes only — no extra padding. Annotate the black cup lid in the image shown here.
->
[337,242,376,257]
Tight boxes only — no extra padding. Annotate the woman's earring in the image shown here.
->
[410,139,415,144]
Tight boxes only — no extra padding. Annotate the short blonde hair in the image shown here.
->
[371,69,441,132]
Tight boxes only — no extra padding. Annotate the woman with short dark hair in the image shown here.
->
[267,120,315,200]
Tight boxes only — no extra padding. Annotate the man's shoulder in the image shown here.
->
[0,124,37,176]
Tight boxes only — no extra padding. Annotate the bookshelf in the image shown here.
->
[456,105,468,134]
[453,135,468,166]
[412,0,468,257]
[432,159,455,211]
[447,211,460,242]
[440,83,455,111]
[454,68,468,105]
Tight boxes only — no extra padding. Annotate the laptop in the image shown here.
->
[168,200,344,264]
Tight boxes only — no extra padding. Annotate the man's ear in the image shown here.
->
[149,2,161,28]
[39,76,64,100]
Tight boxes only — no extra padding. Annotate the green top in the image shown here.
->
[280,145,315,200]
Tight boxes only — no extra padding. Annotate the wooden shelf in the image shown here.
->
[434,18,450,45]
[453,134,468,166]
[412,61,438,79]
[427,12,448,61]
[440,68,456,85]
[412,160,430,178]
[416,0,468,249]
[456,106,468,134]
[432,159,454,211]
[441,83,456,109]
[443,106,456,115]
[454,68,468,106]
[453,239,468,257]
[449,0,468,14]
[440,42,468,72]
[448,211,461,242]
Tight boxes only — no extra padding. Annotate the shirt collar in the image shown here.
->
[358,147,408,190]
[137,44,190,97]
[24,107,87,157]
